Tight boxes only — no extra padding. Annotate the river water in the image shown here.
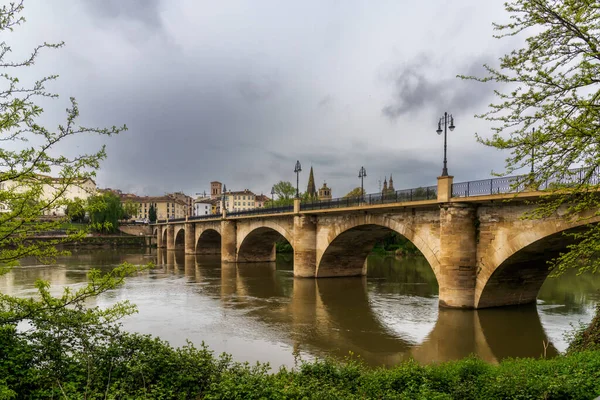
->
[1,248,599,368]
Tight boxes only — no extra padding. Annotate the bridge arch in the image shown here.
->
[174,227,185,250]
[196,228,222,255]
[237,222,293,262]
[316,215,440,279]
[475,215,600,308]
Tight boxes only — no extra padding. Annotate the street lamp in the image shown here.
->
[221,184,227,212]
[294,160,302,198]
[270,185,275,207]
[358,166,367,203]
[436,112,455,176]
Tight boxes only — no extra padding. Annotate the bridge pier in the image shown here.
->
[185,223,195,254]
[221,220,237,262]
[293,215,317,277]
[438,203,478,308]
[157,226,164,248]
[166,225,175,251]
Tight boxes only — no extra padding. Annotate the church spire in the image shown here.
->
[388,174,394,191]
[306,166,316,197]
[382,177,388,192]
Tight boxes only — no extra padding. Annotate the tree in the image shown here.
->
[461,0,600,275]
[148,204,157,222]
[272,181,296,200]
[0,3,125,269]
[264,181,297,207]
[121,200,140,220]
[0,3,140,395]
[344,187,365,198]
[65,197,86,223]
[88,192,124,233]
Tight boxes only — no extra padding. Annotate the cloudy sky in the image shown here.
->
[12,0,522,197]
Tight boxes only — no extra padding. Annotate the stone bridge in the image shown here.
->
[153,176,599,309]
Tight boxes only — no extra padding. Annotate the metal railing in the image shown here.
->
[452,166,600,198]
[226,204,294,217]
[300,185,437,211]
[188,214,221,221]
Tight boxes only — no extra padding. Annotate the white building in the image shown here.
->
[194,200,212,216]
[0,175,96,216]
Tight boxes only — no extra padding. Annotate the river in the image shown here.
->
[1,248,599,368]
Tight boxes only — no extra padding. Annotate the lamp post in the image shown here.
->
[294,160,302,198]
[221,184,227,212]
[270,186,275,207]
[436,112,455,176]
[358,166,367,204]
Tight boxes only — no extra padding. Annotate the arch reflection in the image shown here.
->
[164,253,564,367]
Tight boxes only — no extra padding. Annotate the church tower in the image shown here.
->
[306,166,317,198]
[318,181,332,201]
[388,174,395,191]
[382,177,388,192]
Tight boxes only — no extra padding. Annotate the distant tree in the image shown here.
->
[272,181,296,200]
[65,198,86,223]
[344,187,365,198]
[263,181,298,207]
[88,193,123,233]
[121,200,139,220]
[148,204,157,223]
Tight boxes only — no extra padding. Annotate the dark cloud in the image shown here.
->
[237,75,280,103]
[83,0,163,29]
[317,95,334,110]
[19,0,511,200]
[382,55,497,121]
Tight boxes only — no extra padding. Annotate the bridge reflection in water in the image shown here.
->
[156,249,563,367]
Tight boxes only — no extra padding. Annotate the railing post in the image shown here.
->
[437,175,453,202]
[490,179,493,195]
[293,198,301,214]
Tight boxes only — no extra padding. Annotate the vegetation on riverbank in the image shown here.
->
[371,232,422,256]
[2,309,599,399]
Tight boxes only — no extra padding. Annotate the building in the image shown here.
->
[127,195,187,221]
[306,166,317,199]
[210,181,223,199]
[194,194,220,216]
[318,182,332,201]
[167,192,193,217]
[0,175,97,216]
[223,189,256,212]
[255,194,270,208]
[382,174,395,197]
[194,200,212,216]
